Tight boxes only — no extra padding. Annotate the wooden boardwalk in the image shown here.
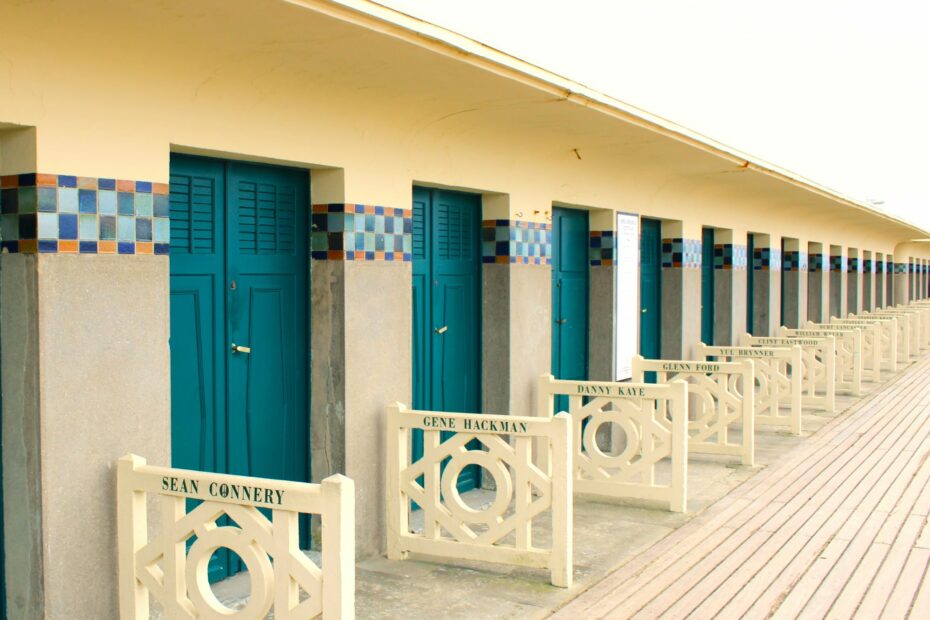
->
[551,356,930,619]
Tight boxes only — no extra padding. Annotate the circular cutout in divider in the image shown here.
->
[441,450,513,526]
[186,526,274,619]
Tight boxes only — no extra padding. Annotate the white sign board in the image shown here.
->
[614,212,640,380]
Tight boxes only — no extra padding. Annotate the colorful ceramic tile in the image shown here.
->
[58,187,79,214]
[78,189,97,214]
[79,215,97,240]
[18,187,37,213]
[154,217,170,244]
[58,213,79,240]
[136,217,153,242]
[117,215,135,241]
[135,192,153,217]
[118,192,134,216]
[38,187,57,213]
[99,215,117,241]
[37,212,58,239]
[99,190,117,215]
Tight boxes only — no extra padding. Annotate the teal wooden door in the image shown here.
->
[747,234,755,334]
[640,218,662,369]
[552,208,589,398]
[169,155,309,581]
[701,228,715,344]
[412,187,481,492]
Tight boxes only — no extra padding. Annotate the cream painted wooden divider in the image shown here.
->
[696,344,803,435]
[630,357,754,466]
[890,304,930,351]
[385,403,573,587]
[780,327,863,397]
[537,375,688,513]
[867,309,921,357]
[832,316,899,371]
[739,335,836,414]
[904,303,930,348]
[805,321,881,382]
[118,454,354,620]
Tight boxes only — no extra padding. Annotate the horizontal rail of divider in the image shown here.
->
[806,321,881,382]
[738,335,836,414]
[118,454,354,620]
[631,356,755,466]
[385,403,573,587]
[833,316,899,371]
[780,327,863,397]
[537,375,688,513]
[696,343,803,436]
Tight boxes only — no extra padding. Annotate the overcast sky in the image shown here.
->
[377,0,930,234]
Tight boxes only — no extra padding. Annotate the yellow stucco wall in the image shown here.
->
[0,0,927,259]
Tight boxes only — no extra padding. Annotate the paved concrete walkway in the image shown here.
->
[551,356,930,619]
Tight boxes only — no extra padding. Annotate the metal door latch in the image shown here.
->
[231,343,251,354]
[555,318,568,324]
[435,326,448,334]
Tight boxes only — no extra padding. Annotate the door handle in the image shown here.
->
[555,318,568,325]
[231,343,251,354]
[642,308,648,313]
[435,326,448,335]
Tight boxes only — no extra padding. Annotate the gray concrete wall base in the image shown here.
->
[875,271,884,307]
[482,264,511,414]
[509,265,551,417]
[713,269,747,346]
[0,254,170,618]
[848,272,861,315]
[863,273,873,311]
[343,261,411,558]
[589,265,614,379]
[1,254,44,618]
[661,267,701,359]
[782,270,807,329]
[830,271,845,318]
[808,270,825,322]
[752,269,780,336]
[894,273,908,305]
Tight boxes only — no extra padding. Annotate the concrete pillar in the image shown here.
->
[588,209,615,380]
[660,221,701,359]
[781,238,807,328]
[894,260,909,305]
[751,235,781,336]
[829,246,846,318]
[807,245,827,321]
[886,259,894,307]
[0,169,170,617]
[874,254,884,308]
[847,249,861,315]
[862,252,874,311]
[711,230,748,345]
[909,258,916,301]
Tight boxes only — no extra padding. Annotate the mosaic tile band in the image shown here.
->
[662,238,701,269]
[849,258,860,273]
[482,220,551,265]
[310,203,411,261]
[782,250,808,272]
[809,253,824,273]
[752,247,782,271]
[863,259,873,274]
[589,230,614,266]
[895,262,908,274]
[713,244,747,270]
[830,255,846,272]
[0,173,169,255]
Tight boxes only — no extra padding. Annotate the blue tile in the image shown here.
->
[57,175,77,188]
[37,187,57,212]
[135,217,152,242]
[0,214,18,240]
[135,192,153,217]
[98,178,116,191]
[37,212,58,239]
[154,243,170,255]
[1,188,17,214]
[99,215,117,241]
[58,213,78,240]
[78,189,97,214]
[17,173,36,186]
[98,190,117,215]
[135,181,152,193]
[79,241,97,253]
[79,215,97,240]
[38,239,58,253]
[0,240,18,253]
[118,192,134,216]
[153,194,169,218]
[154,218,170,243]
[117,215,135,241]
[117,241,135,254]
[58,188,78,213]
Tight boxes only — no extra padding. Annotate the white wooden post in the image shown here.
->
[550,412,573,588]
[118,454,149,620]
[322,474,355,620]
